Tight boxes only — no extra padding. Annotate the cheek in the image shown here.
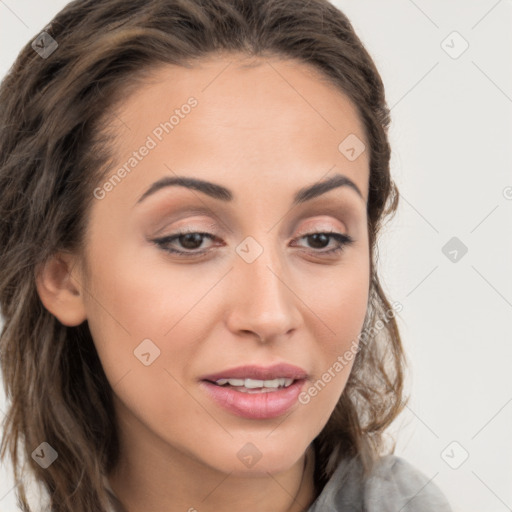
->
[323,267,369,353]
[81,230,204,387]
[302,246,370,344]
[83,217,209,335]
[297,251,370,409]
[82,243,206,436]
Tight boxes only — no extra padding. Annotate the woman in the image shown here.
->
[0,0,453,511]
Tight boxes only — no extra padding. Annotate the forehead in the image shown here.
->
[103,54,370,205]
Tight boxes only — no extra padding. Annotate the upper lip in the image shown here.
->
[200,363,308,382]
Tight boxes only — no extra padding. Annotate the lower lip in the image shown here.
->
[200,379,306,419]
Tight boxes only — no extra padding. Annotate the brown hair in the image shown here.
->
[0,0,406,510]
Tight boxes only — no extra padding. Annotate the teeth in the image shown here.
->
[215,377,294,389]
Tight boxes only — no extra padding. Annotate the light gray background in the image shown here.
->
[1,1,511,511]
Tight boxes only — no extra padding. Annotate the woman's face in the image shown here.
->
[78,55,370,477]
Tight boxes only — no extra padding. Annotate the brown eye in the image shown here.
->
[176,233,206,250]
[293,231,354,255]
[153,230,217,256]
[306,233,330,249]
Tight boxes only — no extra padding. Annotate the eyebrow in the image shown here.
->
[135,172,364,207]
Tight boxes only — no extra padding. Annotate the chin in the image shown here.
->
[197,433,309,477]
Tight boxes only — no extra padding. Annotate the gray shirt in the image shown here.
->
[307,454,453,511]
[104,454,453,511]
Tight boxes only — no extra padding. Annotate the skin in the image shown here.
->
[36,53,370,512]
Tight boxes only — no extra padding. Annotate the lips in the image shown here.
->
[200,363,308,382]
[199,363,309,419]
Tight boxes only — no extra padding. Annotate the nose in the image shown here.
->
[225,240,303,344]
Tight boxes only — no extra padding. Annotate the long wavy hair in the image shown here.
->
[0,0,407,510]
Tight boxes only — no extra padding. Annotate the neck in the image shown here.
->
[108,441,317,512]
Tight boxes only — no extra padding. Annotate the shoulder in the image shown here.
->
[363,454,453,512]
[307,454,453,512]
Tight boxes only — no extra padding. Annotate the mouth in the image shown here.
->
[199,363,308,419]
[209,377,296,393]
[200,362,308,383]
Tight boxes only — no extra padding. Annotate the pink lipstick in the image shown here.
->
[199,363,308,419]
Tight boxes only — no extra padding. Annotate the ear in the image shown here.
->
[35,251,87,326]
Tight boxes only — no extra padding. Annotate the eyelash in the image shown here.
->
[152,228,354,258]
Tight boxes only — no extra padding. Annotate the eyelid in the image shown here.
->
[157,220,346,239]
[153,219,219,238]
[293,216,347,236]
[296,222,344,234]
[147,204,355,246]
[286,203,360,232]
